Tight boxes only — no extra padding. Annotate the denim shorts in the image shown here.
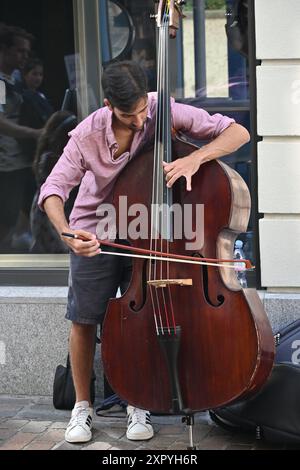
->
[65,243,132,325]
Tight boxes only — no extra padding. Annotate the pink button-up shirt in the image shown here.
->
[38,92,235,235]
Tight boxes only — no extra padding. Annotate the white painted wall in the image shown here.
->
[255,0,300,288]
[258,142,300,213]
[257,66,300,136]
[256,0,300,60]
[260,219,300,287]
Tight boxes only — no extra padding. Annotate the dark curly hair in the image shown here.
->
[0,23,34,49]
[102,60,148,112]
[23,57,43,75]
[33,111,77,182]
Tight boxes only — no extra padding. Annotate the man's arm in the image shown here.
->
[0,114,41,139]
[43,195,101,257]
[164,123,250,191]
[191,122,250,163]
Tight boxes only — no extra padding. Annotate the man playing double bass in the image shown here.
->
[38,60,250,444]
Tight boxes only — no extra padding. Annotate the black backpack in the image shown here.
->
[274,319,300,364]
[53,353,96,410]
[210,319,300,444]
[210,362,300,444]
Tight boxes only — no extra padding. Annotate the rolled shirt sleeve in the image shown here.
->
[38,136,86,211]
[171,101,235,140]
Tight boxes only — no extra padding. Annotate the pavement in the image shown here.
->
[0,395,296,451]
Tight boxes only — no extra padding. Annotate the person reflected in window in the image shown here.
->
[13,58,55,249]
[30,111,78,253]
[0,24,41,251]
[18,58,54,161]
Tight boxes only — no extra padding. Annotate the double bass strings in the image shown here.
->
[149,7,162,335]
[150,3,177,336]
[150,4,167,334]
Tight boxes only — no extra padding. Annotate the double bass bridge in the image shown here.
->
[147,279,193,288]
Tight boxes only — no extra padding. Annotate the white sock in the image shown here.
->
[74,400,90,409]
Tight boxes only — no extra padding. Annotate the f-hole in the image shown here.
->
[193,252,224,307]
[129,259,148,312]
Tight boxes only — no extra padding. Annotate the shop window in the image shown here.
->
[0,0,74,277]
[179,0,255,286]
[0,0,257,287]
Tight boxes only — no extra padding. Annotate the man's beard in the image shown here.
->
[127,122,146,132]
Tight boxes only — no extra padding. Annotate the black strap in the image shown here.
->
[66,353,71,370]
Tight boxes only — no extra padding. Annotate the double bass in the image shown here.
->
[101,0,274,421]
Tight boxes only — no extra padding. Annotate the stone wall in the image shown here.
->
[0,287,103,396]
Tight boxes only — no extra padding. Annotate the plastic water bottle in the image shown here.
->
[234,240,247,288]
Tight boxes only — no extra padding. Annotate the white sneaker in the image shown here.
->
[65,401,93,443]
[126,405,154,441]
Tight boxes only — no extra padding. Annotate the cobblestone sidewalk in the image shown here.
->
[0,395,294,450]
